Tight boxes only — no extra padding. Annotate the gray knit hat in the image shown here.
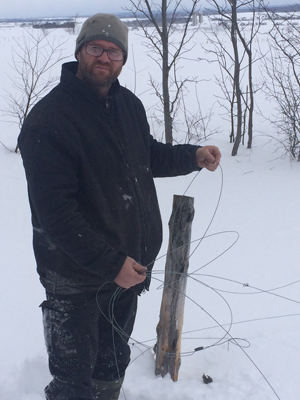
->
[75,13,128,63]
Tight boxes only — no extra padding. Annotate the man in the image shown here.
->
[18,13,221,400]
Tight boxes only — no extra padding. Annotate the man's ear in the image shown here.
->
[75,47,82,61]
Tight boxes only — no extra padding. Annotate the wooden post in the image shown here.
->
[155,195,195,382]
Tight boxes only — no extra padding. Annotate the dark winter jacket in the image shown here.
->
[18,62,200,295]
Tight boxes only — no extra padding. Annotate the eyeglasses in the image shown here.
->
[85,44,125,61]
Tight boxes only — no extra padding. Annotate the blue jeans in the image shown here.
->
[40,287,137,400]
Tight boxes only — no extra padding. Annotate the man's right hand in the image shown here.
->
[114,256,147,289]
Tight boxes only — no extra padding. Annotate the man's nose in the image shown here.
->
[98,50,110,62]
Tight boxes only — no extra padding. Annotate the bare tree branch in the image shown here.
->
[126,0,201,143]
[1,28,70,152]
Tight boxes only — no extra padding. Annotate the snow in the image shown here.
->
[1,15,300,400]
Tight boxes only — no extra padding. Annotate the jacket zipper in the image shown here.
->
[104,99,148,268]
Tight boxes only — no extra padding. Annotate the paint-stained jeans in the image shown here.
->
[40,287,137,400]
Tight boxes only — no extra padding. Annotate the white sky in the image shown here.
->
[0,0,130,19]
[0,0,292,19]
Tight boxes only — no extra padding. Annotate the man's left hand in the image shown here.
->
[196,146,221,171]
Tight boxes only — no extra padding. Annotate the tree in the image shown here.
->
[203,0,261,155]
[258,2,300,161]
[1,28,69,152]
[127,0,201,144]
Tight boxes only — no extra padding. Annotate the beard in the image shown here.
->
[77,59,122,93]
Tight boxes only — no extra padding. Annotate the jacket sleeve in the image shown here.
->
[149,135,201,178]
[18,125,126,281]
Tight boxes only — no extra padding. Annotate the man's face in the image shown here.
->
[76,39,124,94]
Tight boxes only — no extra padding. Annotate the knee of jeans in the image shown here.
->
[41,301,76,356]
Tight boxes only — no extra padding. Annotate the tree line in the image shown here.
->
[2,0,300,160]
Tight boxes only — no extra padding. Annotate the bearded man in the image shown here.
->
[18,13,221,400]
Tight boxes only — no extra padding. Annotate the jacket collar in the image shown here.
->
[60,61,120,104]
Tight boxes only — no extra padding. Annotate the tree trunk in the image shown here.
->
[231,0,242,156]
[230,88,235,143]
[162,0,173,144]
[247,48,254,149]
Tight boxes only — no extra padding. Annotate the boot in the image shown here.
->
[92,376,124,400]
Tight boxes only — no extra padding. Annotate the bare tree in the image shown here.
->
[1,28,69,152]
[203,0,261,155]
[127,0,201,144]
[258,2,300,161]
[235,1,260,150]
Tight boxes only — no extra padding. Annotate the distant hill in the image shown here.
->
[1,4,299,24]
[117,3,300,18]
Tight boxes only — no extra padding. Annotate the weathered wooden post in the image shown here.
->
[155,195,195,382]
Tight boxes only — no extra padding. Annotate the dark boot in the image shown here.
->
[92,376,124,400]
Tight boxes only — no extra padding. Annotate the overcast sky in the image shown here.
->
[0,0,130,19]
[0,0,293,19]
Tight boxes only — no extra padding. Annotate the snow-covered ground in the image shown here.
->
[0,15,300,400]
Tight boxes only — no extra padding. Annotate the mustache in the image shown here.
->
[94,61,110,67]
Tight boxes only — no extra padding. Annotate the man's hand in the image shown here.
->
[196,146,221,171]
[114,256,147,289]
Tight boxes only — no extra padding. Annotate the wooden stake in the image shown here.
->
[155,195,195,382]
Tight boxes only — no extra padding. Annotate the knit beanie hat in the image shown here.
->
[75,13,128,63]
